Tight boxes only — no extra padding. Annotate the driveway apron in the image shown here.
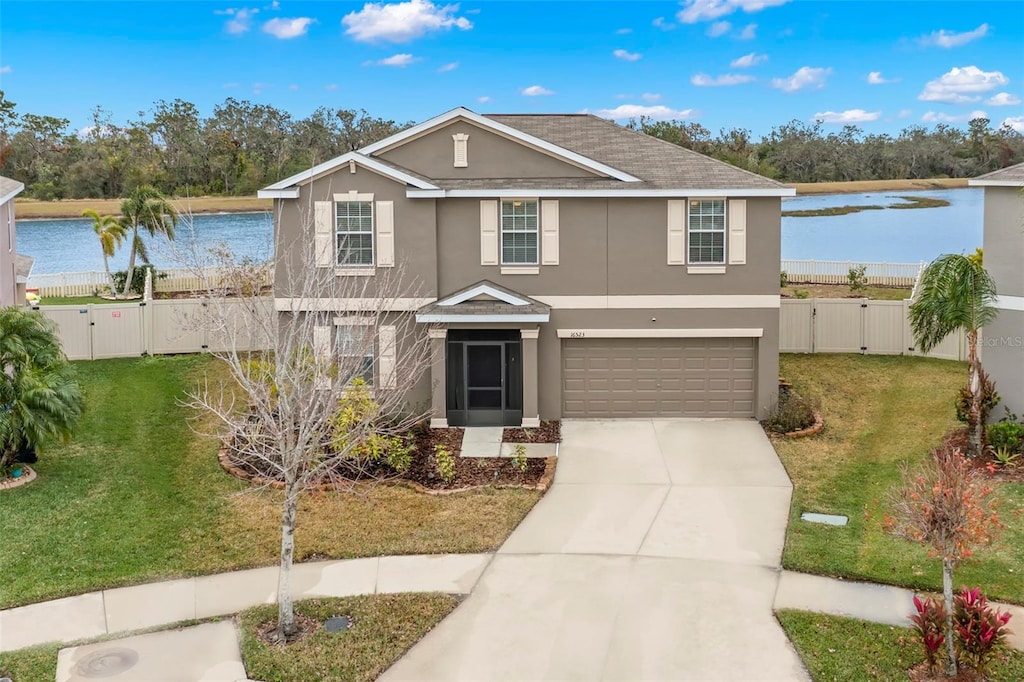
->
[382,420,809,681]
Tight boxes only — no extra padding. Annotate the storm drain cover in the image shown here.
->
[324,616,352,633]
[801,512,848,526]
[73,647,140,678]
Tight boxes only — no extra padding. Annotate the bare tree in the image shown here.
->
[177,212,434,642]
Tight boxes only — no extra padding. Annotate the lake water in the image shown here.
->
[16,188,983,274]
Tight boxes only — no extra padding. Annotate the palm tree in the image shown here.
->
[0,308,84,474]
[83,209,127,296]
[909,253,998,457]
[119,185,178,298]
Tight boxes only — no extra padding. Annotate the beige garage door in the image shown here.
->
[562,337,756,418]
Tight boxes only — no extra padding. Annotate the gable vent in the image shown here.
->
[452,133,469,168]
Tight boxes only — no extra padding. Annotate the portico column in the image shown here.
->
[521,328,540,427]
[428,328,448,428]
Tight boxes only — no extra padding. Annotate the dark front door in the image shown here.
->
[465,343,504,426]
[446,330,523,426]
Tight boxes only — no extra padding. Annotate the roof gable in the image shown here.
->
[258,152,439,197]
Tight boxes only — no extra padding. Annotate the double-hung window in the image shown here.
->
[500,200,539,265]
[335,201,374,266]
[337,324,374,385]
[687,199,726,265]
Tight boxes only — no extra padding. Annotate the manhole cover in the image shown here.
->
[800,512,848,526]
[324,616,352,633]
[73,647,140,678]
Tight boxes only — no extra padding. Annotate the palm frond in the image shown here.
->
[909,253,998,354]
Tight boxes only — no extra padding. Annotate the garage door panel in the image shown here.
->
[562,337,756,418]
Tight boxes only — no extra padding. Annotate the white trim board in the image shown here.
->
[406,188,795,199]
[260,152,439,192]
[257,189,300,199]
[437,282,532,307]
[0,180,26,206]
[533,294,781,309]
[995,295,1024,312]
[274,297,435,312]
[416,313,550,323]
[557,328,763,339]
[969,179,1024,187]
[359,107,642,183]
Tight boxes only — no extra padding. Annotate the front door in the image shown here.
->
[465,342,504,426]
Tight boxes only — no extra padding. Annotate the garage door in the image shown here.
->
[562,337,756,418]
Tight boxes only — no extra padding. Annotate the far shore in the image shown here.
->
[14,178,971,219]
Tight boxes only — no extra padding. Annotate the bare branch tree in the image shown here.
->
[175,205,434,641]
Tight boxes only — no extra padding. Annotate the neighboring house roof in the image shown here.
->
[416,280,550,323]
[15,253,34,283]
[970,161,1024,187]
[0,175,26,205]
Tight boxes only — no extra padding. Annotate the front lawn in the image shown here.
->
[777,609,1024,681]
[775,354,1024,604]
[0,356,541,610]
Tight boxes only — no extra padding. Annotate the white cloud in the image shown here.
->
[477,95,490,103]
[365,52,419,67]
[897,109,913,119]
[521,85,554,96]
[0,66,11,74]
[437,61,459,72]
[691,73,755,87]
[738,23,757,40]
[730,52,766,68]
[919,23,989,48]
[288,84,300,90]
[986,92,1021,106]
[262,17,314,39]
[251,82,271,95]
[706,21,731,37]
[652,16,675,30]
[217,7,259,34]
[771,66,831,93]
[325,84,338,91]
[222,82,241,89]
[613,49,642,61]
[591,104,694,121]
[812,109,881,124]
[922,109,988,124]
[677,0,789,24]
[1002,116,1024,133]
[616,28,632,34]
[918,66,1008,104]
[267,0,279,8]
[343,0,472,43]
[641,92,662,102]
[867,71,899,85]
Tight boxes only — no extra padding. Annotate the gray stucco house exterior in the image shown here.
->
[971,162,1024,419]
[259,107,793,426]
[0,175,29,308]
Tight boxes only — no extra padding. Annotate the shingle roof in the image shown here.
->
[0,175,25,203]
[972,162,1024,186]
[418,279,550,319]
[485,114,787,191]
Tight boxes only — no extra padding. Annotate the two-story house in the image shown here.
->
[259,107,793,427]
[0,175,29,307]
[970,162,1024,419]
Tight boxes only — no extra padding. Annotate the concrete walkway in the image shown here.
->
[383,419,810,681]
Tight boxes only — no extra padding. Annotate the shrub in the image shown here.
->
[990,445,1021,468]
[434,444,455,484]
[779,270,789,288]
[910,594,947,670]
[954,587,1012,674]
[847,264,868,293]
[763,393,817,434]
[955,368,999,425]
[328,380,411,473]
[510,444,528,473]
[986,421,1024,452]
[112,264,167,296]
[793,288,810,299]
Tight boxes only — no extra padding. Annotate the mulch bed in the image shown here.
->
[942,428,1024,483]
[254,612,321,646]
[219,421,552,492]
[503,420,561,443]
[907,662,985,681]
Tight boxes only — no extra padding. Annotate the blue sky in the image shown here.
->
[1,0,1022,137]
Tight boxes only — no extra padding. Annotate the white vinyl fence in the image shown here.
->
[781,259,924,287]
[26,266,272,298]
[780,298,967,361]
[37,298,274,361]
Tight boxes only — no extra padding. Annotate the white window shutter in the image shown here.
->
[667,200,686,265]
[480,200,499,265]
[313,324,332,389]
[728,199,747,265]
[314,201,333,268]
[376,200,395,267]
[453,133,469,168]
[541,200,559,265]
[379,325,397,389]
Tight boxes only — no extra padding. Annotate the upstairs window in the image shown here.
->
[501,199,539,265]
[335,201,374,266]
[687,199,726,264]
[337,324,374,385]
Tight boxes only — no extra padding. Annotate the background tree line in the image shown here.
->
[1,90,1022,199]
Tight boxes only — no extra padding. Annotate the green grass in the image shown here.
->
[0,356,541,610]
[36,295,125,306]
[239,595,459,682]
[890,195,951,209]
[0,643,60,682]
[777,609,1024,681]
[775,355,1024,604]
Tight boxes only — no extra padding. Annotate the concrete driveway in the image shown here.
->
[382,420,808,681]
